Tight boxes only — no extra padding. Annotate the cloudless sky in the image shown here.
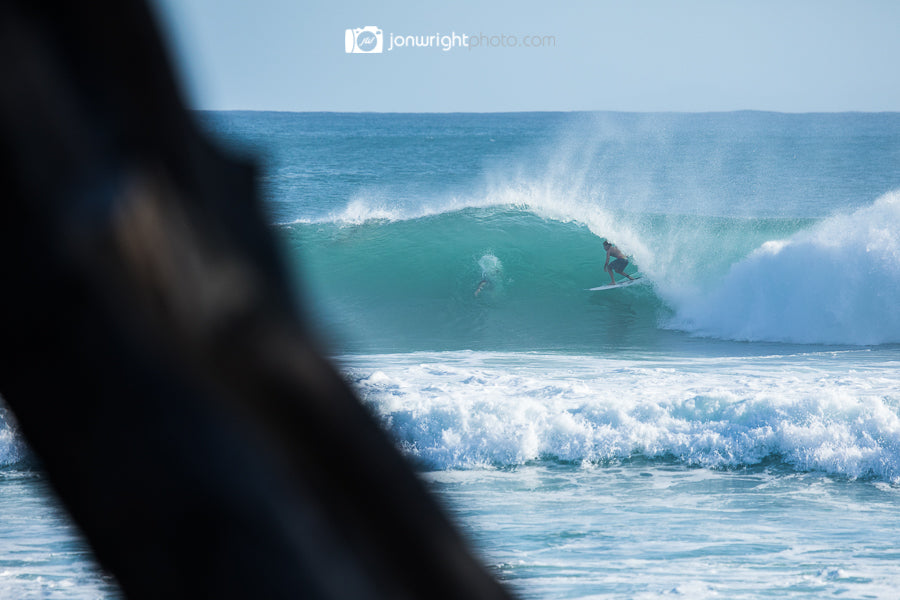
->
[152,0,900,112]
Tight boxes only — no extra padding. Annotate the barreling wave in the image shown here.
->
[280,189,900,350]
[283,203,665,352]
[346,351,900,482]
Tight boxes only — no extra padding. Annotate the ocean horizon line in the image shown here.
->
[191,108,900,116]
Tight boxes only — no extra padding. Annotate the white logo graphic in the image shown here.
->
[345,26,383,53]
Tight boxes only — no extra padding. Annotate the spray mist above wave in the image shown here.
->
[286,111,800,274]
[669,192,900,345]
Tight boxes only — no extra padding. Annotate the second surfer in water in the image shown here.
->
[603,240,635,285]
[474,279,490,297]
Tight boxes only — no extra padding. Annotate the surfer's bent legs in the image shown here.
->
[607,258,633,284]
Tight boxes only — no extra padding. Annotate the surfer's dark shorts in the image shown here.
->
[609,258,628,273]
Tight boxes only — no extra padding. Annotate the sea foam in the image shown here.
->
[668,192,900,345]
[346,352,900,482]
[0,404,26,468]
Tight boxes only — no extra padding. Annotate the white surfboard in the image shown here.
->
[588,277,644,291]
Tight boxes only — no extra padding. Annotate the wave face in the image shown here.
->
[281,190,900,351]
[346,351,900,482]
[284,204,657,352]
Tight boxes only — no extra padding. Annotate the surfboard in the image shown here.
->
[588,277,644,291]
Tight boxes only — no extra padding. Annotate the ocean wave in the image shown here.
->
[283,189,900,350]
[346,352,900,482]
[282,203,664,353]
[668,192,900,345]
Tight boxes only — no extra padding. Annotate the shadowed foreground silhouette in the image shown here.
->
[0,2,514,598]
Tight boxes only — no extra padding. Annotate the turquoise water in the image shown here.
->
[0,469,118,598]
[2,111,900,598]
[428,462,900,599]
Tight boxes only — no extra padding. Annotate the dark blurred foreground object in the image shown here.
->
[0,2,514,599]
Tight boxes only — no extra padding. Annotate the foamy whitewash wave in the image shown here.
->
[346,352,900,482]
[670,192,900,345]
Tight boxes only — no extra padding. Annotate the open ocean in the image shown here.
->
[2,111,900,598]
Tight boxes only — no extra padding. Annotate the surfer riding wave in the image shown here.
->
[603,240,635,285]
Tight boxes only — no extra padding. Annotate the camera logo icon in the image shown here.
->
[345,26,383,53]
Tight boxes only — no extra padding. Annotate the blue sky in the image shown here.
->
[152,0,900,112]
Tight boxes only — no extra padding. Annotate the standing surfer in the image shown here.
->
[603,241,635,285]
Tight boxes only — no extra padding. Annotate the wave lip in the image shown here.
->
[669,192,900,345]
